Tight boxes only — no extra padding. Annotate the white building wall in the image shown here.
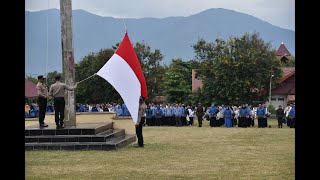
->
[270,94,287,109]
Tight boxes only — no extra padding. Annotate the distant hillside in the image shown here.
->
[25,8,295,75]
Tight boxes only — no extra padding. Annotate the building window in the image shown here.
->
[278,98,284,101]
[271,98,276,101]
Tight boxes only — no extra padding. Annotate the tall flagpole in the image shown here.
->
[60,0,76,127]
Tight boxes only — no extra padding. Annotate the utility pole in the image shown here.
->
[60,0,76,127]
[269,74,274,105]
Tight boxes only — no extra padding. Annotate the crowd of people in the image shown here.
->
[25,100,296,129]
[141,102,295,128]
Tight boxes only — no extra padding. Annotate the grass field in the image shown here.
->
[25,118,294,179]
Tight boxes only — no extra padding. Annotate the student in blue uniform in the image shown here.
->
[145,105,152,126]
[223,104,233,128]
[154,105,163,126]
[122,103,130,116]
[115,104,123,116]
[238,104,249,128]
[288,103,295,128]
[256,104,266,128]
[209,104,218,127]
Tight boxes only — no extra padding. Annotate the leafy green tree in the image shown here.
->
[75,49,121,104]
[25,75,38,84]
[280,57,295,67]
[75,42,165,104]
[267,104,276,115]
[193,32,282,105]
[46,71,62,86]
[134,42,166,100]
[163,59,192,103]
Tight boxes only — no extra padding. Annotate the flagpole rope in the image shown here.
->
[77,73,97,84]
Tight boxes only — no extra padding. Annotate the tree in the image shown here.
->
[75,48,121,104]
[134,42,166,100]
[46,71,62,86]
[281,57,295,67]
[75,42,165,104]
[193,32,282,105]
[163,59,192,103]
[26,75,38,84]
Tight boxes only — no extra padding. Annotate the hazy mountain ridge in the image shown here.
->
[25,8,295,75]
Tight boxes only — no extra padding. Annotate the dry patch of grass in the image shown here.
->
[26,118,294,179]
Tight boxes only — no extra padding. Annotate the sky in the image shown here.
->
[25,0,295,31]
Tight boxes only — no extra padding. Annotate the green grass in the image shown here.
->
[25,119,294,179]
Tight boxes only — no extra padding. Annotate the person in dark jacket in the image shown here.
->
[196,103,204,127]
[276,105,285,128]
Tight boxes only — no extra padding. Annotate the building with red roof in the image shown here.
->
[270,67,295,108]
[25,79,38,99]
[275,42,293,64]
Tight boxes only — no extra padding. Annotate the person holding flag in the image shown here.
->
[135,96,146,148]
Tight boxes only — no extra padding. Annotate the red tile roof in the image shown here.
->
[25,79,38,98]
[276,43,292,56]
[272,68,295,95]
[279,67,295,83]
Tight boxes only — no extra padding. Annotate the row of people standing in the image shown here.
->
[143,103,270,128]
[206,103,265,128]
[276,103,295,128]
[145,103,195,126]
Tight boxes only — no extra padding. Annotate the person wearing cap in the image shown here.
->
[276,105,285,128]
[49,75,78,129]
[135,96,146,148]
[36,75,49,127]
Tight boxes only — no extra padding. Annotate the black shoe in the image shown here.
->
[40,123,48,127]
[56,125,64,129]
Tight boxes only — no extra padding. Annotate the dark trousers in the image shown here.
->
[197,116,203,127]
[263,118,268,127]
[38,97,47,125]
[248,117,254,127]
[287,118,291,127]
[189,117,194,126]
[210,117,217,127]
[258,117,263,128]
[289,118,295,128]
[277,117,283,128]
[136,117,145,147]
[240,117,247,128]
[54,97,65,126]
[175,116,182,126]
[155,117,162,126]
[146,118,151,126]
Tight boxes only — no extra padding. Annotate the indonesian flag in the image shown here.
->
[97,32,148,124]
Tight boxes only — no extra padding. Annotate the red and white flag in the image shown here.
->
[97,32,148,124]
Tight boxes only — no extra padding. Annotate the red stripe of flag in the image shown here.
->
[115,32,148,100]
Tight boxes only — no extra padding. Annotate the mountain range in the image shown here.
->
[25,8,295,76]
